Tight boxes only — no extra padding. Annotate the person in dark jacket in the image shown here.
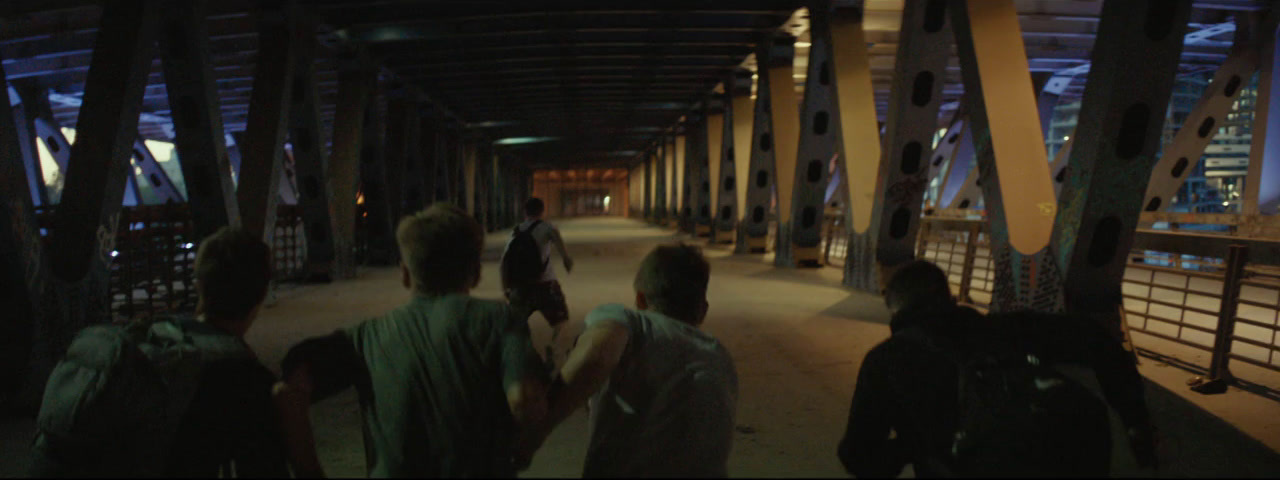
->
[837,260,1157,477]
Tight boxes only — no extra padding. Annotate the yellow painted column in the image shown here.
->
[768,59,800,228]
[707,112,725,213]
[675,134,686,216]
[832,10,881,235]
[733,94,754,223]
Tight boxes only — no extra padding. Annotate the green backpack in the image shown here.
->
[30,317,250,477]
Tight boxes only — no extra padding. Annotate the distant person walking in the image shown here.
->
[502,197,575,362]
[277,204,549,477]
[837,260,1157,478]
[516,243,738,477]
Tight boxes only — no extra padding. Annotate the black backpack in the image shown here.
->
[29,317,250,477]
[899,327,1111,477]
[501,220,548,288]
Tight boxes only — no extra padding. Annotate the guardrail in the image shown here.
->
[34,204,311,321]
[911,213,1280,397]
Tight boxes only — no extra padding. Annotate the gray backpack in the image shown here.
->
[30,318,250,478]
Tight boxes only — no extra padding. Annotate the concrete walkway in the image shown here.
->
[3,216,1280,477]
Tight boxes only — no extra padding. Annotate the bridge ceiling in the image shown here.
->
[0,0,1270,168]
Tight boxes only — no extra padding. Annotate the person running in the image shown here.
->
[30,227,319,478]
[277,204,549,477]
[837,260,1157,477]
[502,197,574,331]
[516,243,738,477]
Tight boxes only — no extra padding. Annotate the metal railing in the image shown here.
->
[33,204,311,321]
[904,215,1280,396]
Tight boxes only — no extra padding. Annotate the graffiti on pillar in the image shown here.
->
[96,212,121,268]
[884,176,929,207]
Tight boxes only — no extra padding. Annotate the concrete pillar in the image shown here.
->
[464,138,477,217]
[784,2,841,268]
[1048,0,1192,317]
[643,149,653,219]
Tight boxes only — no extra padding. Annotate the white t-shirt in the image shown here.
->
[514,219,558,282]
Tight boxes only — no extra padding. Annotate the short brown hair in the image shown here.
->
[397,203,485,294]
[194,227,271,319]
[633,243,710,323]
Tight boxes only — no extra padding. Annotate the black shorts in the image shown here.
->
[506,280,570,327]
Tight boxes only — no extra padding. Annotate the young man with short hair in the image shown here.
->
[31,226,315,477]
[517,243,738,477]
[838,260,1157,477]
[503,197,574,330]
[279,203,549,477]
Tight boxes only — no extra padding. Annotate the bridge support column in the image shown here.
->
[1048,0,1192,318]
[1245,12,1280,215]
[327,59,374,279]
[654,136,668,224]
[236,1,297,244]
[159,0,239,240]
[282,11,338,279]
[361,83,396,266]
[847,0,949,290]
[784,1,841,268]
[702,102,722,239]
[39,0,160,408]
[715,70,752,244]
[740,36,796,254]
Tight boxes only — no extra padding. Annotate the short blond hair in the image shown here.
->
[397,203,485,294]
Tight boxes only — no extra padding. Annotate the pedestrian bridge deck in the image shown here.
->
[3,217,1279,477]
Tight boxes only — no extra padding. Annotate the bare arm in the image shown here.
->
[513,321,629,468]
[549,226,573,272]
[272,365,325,478]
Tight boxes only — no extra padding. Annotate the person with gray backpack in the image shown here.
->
[29,227,319,478]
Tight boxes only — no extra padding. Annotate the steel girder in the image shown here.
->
[1245,12,1280,215]
[38,0,161,409]
[925,107,965,209]
[783,1,839,268]
[328,63,374,279]
[847,0,950,290]
[361,84,397,266]
[740,35,795,254]
[1050,0,1193,316]
[718,69,752,241]
[158,0,239,239]
[235,1,297,244]
[832,6,883,287]
[1144,42,1261,213]
[284,10,338,277]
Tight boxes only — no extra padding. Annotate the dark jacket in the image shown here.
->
[837,304,1153,478]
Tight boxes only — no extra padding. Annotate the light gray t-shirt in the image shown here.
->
[582,303,739,478]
